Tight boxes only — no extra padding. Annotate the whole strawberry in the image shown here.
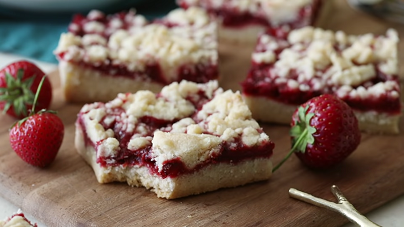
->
[273,94,361,171]
[9,77,63,168]
[0,60,52,119]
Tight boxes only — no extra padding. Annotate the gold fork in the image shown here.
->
[289,185,381,227]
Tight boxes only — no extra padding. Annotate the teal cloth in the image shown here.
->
[0,21,68,63]
[0,0,177,64]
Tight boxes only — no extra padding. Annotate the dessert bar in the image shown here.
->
[55,7,218,103]
[242,26,401,134]
[177,0,330,43]
[75,80,275,199]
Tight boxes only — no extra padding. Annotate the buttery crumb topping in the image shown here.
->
[79,81,271,167]
[54,7,217,81]
[252,26,400,100]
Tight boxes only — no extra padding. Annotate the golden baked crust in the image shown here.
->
[59,61,163,103]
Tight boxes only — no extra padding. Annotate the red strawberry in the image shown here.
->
[0,60,52,119]
[9,77,64,168]
[273,94,361,171]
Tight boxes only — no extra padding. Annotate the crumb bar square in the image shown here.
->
[76,80,274,199]
[54,7,218,103]
[242,26,401,134]
[177,0,330,43]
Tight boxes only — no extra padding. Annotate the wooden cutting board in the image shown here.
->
[1,1,404,226]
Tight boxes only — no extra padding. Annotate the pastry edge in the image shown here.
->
[75,122,273,199]
[59,61,164,103]
[243,95,402,134]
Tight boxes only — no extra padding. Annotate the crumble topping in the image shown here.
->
[167,7,211,27]
[83,21,105,33]
[121,81,202,120]
[195,89,268,146]
[252,26,400,100]
[55,7,217,82]
[152,131,222,170]
[178,0,313,26]
[79,80,271,168]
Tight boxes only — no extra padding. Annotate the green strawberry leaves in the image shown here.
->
[0,69,36,117]
[272,105,316,173]
[290,106,316,153]
[11,76,55,127]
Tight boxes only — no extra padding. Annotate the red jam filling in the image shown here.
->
[78,92,274,179]
[242,30,401,115]
[56,11,218,85]
[242,66,401,114]
[179,0,322,29]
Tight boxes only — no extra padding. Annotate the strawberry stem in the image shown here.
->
[272,128,308,173]
[30,76,46,115]
[272,105,316,173]
[10,76,49,128]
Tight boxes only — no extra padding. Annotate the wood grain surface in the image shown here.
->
[1,1,404,226]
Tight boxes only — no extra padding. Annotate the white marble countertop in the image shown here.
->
[0,53,403,226]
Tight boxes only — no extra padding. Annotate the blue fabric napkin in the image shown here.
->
[0,0,177,64]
